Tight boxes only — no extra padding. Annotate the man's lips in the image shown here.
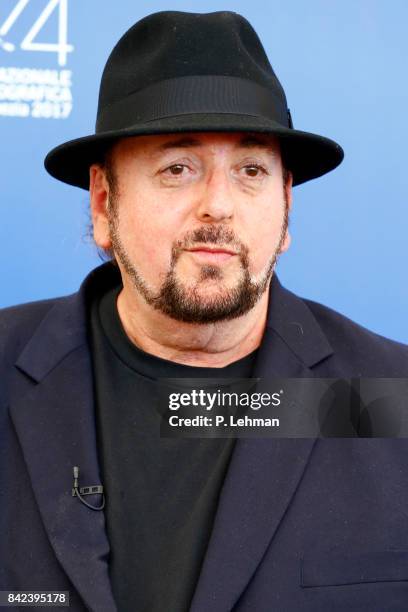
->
[184,246,237,263]
[186,246,237,255]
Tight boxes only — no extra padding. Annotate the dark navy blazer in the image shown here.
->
[1,263,408,612]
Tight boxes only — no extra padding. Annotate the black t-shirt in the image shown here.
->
[89,284,258,612]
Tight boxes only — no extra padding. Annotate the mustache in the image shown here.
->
[176,225,242,252]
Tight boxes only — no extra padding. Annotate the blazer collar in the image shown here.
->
[11,264,333,612]
[264,273,333,370]
[15,263,333,382]
[15,263,119,382]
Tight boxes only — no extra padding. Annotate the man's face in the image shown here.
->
[90,131,292,323]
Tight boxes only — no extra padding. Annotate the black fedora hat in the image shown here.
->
[44,10,344,189]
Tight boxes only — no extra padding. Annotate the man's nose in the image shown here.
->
[194,166,235,222]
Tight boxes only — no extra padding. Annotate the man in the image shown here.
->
[1,10,408,612]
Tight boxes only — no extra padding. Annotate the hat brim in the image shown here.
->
[44,113,344,190]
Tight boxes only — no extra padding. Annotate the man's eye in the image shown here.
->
[243,164,266,178]
[164,164,187,176]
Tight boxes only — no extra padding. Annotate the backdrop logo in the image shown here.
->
[0,0,73,119]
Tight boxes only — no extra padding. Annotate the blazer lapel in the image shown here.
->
[190,275,334,612]
[9,288,117,612]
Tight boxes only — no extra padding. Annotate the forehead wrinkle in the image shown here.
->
[150,133,280,159]
[237,133,279,156]
[156,137,203,152]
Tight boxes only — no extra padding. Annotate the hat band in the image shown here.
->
[96,75,289,132]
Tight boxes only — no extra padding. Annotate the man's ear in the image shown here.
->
[280,170,293,253]
[284,170,293,212]
[89,164,112,250]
